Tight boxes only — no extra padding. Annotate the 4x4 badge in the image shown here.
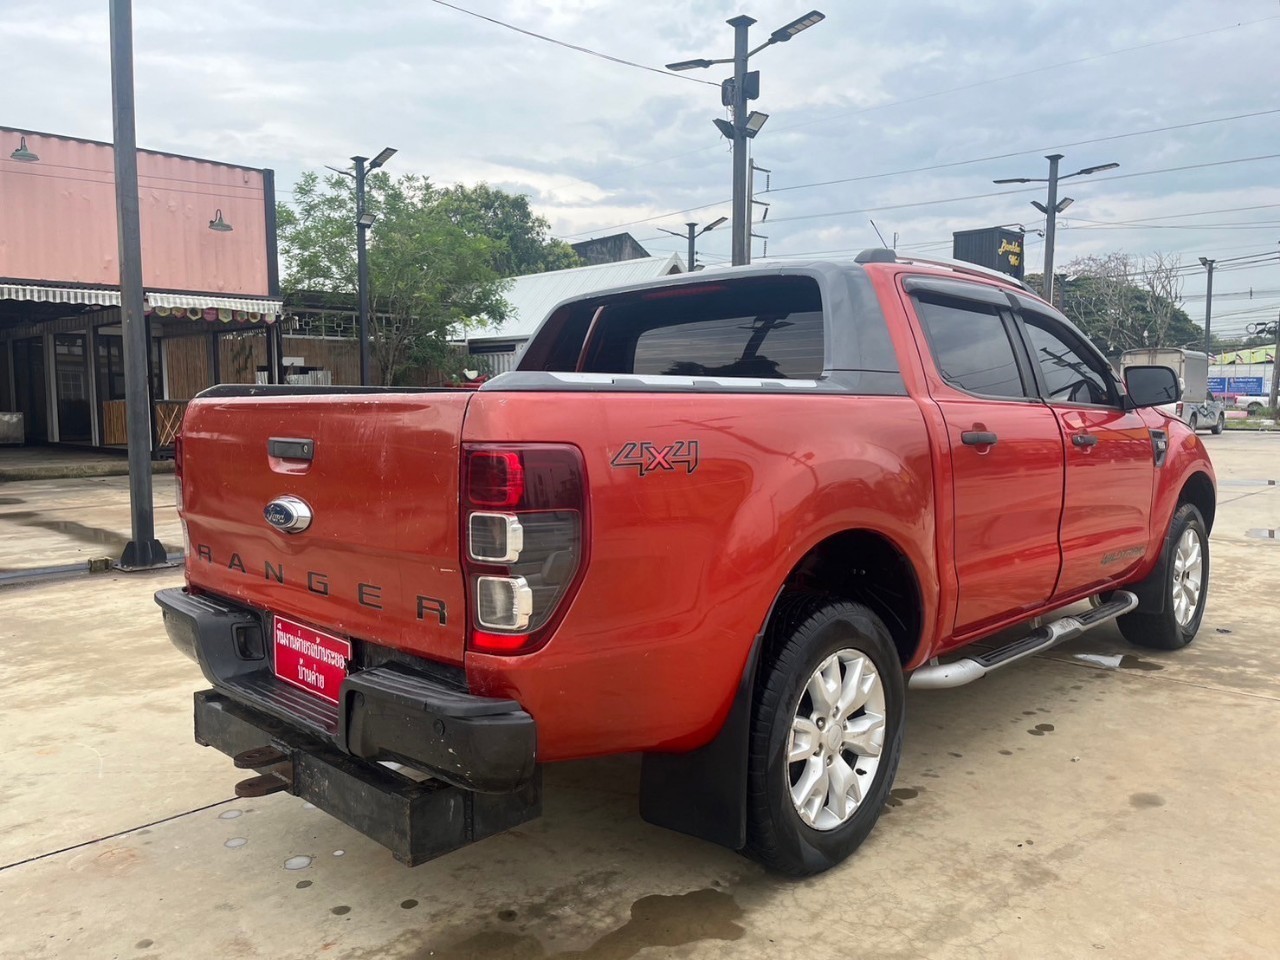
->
[611,440,699,476]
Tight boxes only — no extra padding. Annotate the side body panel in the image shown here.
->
[462,391,937,762]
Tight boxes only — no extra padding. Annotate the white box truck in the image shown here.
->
[1120,348,1225,433]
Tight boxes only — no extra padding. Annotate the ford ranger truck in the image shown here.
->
[157,250,1215,877]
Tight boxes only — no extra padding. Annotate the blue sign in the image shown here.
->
[1208,376,1265,395]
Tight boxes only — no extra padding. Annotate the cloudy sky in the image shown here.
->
[8,0,1280,339]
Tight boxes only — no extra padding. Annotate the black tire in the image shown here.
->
[1117,503,1209,650]
[745,599,905,877]
[1247,402,1262,416]
[1188,413,1198,432]
[1211,414,1224,435]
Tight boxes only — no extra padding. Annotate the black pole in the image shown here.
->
[109,0,165,570]
[1041,154,1062,305]
[729,15,754,267]
[354,155,371,386]
[686,222,698,271]
[1201,258,1216,358]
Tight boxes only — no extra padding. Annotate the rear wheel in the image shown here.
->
[1117,503,1208,650]
[1188,413,1198,432]
[745,600,905,877]
[1211,413,1224,435]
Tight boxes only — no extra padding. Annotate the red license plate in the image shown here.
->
[273,616,352,705]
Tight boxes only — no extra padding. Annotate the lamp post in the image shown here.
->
[1198,256,1216,358]
[353,147,396,385]
[994,155,1118,305]
[667,10,824,267]
[109,0,166,570]
[658,217,728,270]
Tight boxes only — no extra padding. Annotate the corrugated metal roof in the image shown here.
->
[467,254,684,342]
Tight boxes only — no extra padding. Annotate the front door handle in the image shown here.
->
[961,431,998,446]
[1072,433,1099,448]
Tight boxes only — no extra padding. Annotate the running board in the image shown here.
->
[909,591,1139,690]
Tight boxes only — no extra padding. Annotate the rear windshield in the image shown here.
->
[570,276,826,379]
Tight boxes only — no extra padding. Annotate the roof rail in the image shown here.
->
[897,255,1038,295]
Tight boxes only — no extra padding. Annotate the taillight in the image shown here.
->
[462,444,586,656]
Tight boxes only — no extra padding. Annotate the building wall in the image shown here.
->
[163,335,213,400]
[281,336,358,385]
[219,332,268,384]
[0,127,273,296]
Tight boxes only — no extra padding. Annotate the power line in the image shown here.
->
[762,108,1280,198]
[559,110,1280,241]
[425,0,717,86]
[763,154,1280,227]
[617,13,1280,173]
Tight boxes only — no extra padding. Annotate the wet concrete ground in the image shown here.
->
[0,475,182,573]
[1,433,1277,959]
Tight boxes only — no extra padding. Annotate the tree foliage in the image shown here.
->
[276,172,575,384]
[1053,252,1203,356]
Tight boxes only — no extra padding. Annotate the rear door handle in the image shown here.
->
[1072,433,1098,448]
[961,431,998,446]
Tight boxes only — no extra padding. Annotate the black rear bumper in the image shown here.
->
[155,586,536,793]
[195,689,541,866]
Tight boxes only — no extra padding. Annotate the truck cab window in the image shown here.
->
[913,296,1027,399]
[580,276,826,379]
[1022,314,1116,406]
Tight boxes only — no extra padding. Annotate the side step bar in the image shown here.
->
[909,591,1138,690]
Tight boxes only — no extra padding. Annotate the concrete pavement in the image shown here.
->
[0,433,1277,959]
[0,474,182,574]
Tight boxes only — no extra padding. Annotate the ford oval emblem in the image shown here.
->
[264,495,313,534]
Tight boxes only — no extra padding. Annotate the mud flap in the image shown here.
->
[638,642,760,851]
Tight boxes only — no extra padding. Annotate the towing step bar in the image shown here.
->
[909,591,1139,690]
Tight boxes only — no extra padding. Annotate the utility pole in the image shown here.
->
[666,11,825,267]
[354,155,371,386]
[330,147,394,385]
[1040,154,1061,305]
[1199,257,1216,358]
[657,217,727,271]
[994,154,1119,306]
[728,16,752,266]
[109,0,166,570]
[1269,313,1280,413]
[748,161,771,259]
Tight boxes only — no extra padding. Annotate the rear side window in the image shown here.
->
[580,276,825,379]
[913,296,1027,399]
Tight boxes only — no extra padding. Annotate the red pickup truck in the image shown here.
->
[157,251,1215,876]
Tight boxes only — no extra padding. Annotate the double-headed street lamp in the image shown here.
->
[332,146,396,384]
[658,217,728,270]
[667,10,825,267]
[994,154,1118,304]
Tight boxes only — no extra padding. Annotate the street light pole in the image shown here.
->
[353,155,371,386]
[109,0,166,570]
[1041,154,1062,305]
[1199,257,1216,358]
[994,154,1118,306]
[729,15,753,267]
[658,217,727,271]
[667,11,825,268]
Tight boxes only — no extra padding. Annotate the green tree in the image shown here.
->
[277,172,573,384]
[434,183,580,276]
[1054,253,1203,356]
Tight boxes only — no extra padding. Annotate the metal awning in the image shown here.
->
[0,283,121,306]
[0,283,281,323]
[145,292,282,317]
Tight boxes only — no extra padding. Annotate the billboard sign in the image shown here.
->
[1207,377,1265,395]
[952,227,1024,279]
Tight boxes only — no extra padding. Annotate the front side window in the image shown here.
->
[913,296,1027,399]
[1022,314,1116,406]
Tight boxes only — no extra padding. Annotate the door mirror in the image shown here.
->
[1124,365,1181,408]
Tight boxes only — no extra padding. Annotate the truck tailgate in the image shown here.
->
[180,390,470,665]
